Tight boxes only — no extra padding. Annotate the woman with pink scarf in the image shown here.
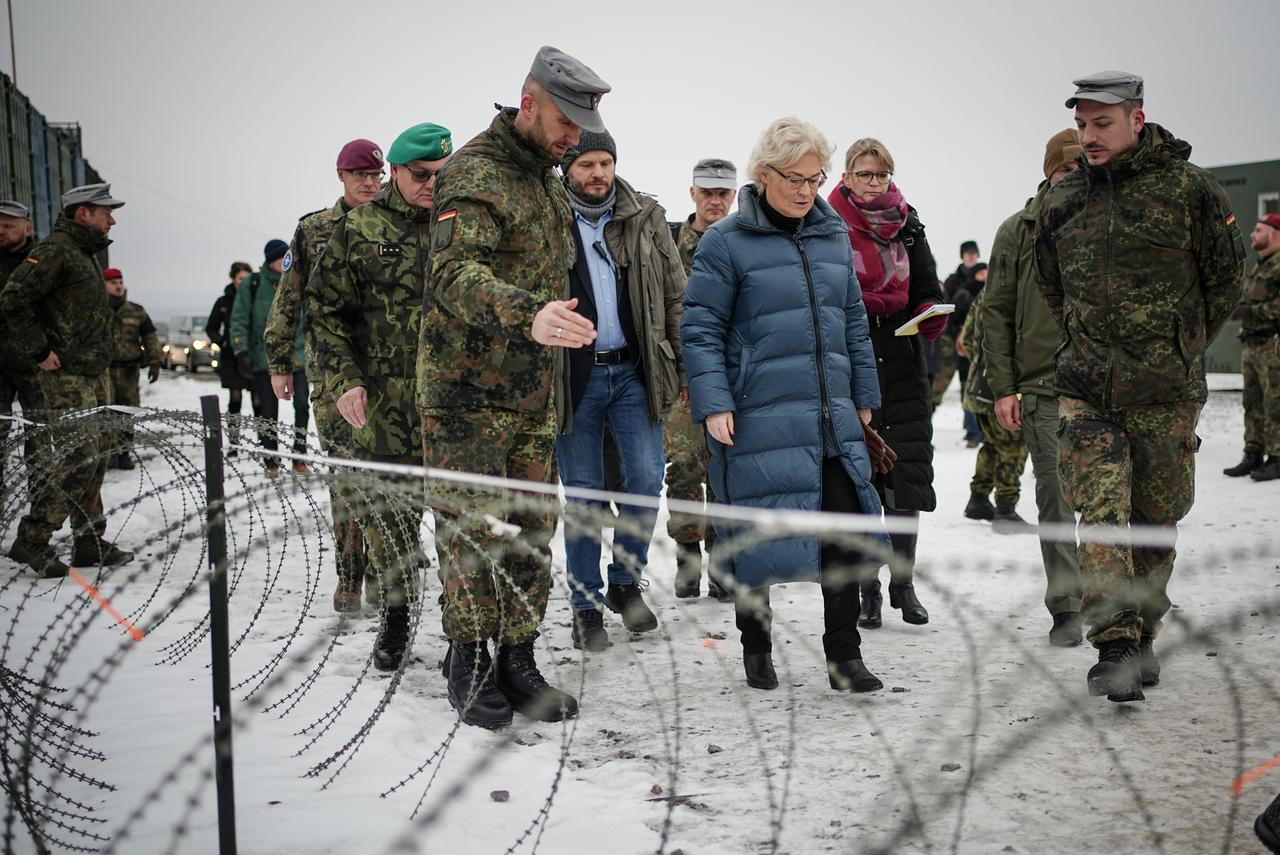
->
[828,138,947,628]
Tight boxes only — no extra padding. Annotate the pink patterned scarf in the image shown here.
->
[828,184,911,318]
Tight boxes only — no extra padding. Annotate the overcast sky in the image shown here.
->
[11,0,1279,323]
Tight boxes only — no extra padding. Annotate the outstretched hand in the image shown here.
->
[530,298,596,348]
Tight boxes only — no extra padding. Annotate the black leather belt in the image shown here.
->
[593,348,630,366]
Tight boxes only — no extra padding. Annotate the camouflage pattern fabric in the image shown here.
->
[664,401,711,542]
[266,199,346,377]
[1241,339,1280,456]
[423,407,556,646]
[361,452,427,608]
[311,391,368,584]
[969,408,1027,505]
[1035,124,1244,411]
[674,217,701,278]
[1057,396,1201,646]
[12,371,108,548]
[0,216,113,378]
[307,183,431,458]
[106,364,140,455]
[0,235,36,368]
[417,107,575,415]
[109,299,163,367]
[1237,249,1280,338]
[931,333,958,406]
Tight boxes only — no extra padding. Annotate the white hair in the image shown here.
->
[746,116,836,188]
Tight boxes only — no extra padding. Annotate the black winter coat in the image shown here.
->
[867,208,938,513]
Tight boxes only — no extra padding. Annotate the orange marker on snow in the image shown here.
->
[1231,753,1280,798]
[68,569,145,641]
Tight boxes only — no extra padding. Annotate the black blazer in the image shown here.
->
[566,222,641,414]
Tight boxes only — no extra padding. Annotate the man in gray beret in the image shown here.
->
[0,200,38,486]
[1035,71,1244,702]
[0,183,133,577]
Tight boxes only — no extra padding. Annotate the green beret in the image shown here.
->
[387,123,453,165]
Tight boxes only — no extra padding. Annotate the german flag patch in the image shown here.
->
[437,209,457,222]
[434,209,457,251]
[1225,212,1236,226]
[25,257,38,264]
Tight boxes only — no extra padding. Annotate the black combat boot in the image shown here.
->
[992,503,1035,534]
[1250,456,1280,482]
[605,582,658,632]
[888,582,928,625]
[743,652,778,690]
[1137,635,1160,687]
[1048,612,1083,647]
[70,537,134,568]
[373,605,410,671]
[571,608,609,652]
[964,491,995,521]
[827,658,884,693]
[674,541,702,598]
[858,578,883,629]
[495,640,579,721]
[7,540,69,579]
[1087,639,1144,702]
[446,640,513,730]
[1224,450,1263,477]
[113,451,136,470]
[1256,791,1280,853]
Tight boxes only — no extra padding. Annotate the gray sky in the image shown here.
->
[12,0,1279,323]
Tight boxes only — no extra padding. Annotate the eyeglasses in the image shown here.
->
[852,170,893,185]
[768,164,826,191]
[401,166,442,183]
[349,170,385,183]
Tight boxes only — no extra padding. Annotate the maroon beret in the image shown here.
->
[336,139,384,171]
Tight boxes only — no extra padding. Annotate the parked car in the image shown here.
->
[164,313,219,371]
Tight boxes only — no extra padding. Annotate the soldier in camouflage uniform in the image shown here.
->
[308,124,449,671]
[957,282,1031,529]
[0,200,39,488]
[1036,72,1244,702]
[668,159,736,600]
[418,46,609,729]
[266,138,384,613]
[102,268,163,469]
[1223,214,1280,481]
[0,184,135,577]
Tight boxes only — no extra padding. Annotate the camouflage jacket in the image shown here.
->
[417,106,575,414]
[959,288,994,411]
[0,235,36,370]
[1239,249,1280,339]
[308,182,432,457]
[0,216,113,377]
[673,216,702,278]
[266,197,347,376]
[109,297,164,366]
[1035,124,1244,409]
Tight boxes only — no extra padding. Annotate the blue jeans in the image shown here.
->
[556,361,665,612]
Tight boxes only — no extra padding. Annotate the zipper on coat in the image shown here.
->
[1102,170,1117,409]
[793,236,839,450]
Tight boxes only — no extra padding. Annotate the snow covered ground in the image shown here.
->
[2,370,1276,855]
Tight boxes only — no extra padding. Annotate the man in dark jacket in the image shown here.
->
[1036,71,1243,702]
[935,241,984,444]
[0,184,134,577]
[0,200,38,486]
[554,130,686,651]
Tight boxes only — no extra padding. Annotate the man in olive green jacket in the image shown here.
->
[981,129,1084,648]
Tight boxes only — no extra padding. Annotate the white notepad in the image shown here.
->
[894,303,956,337]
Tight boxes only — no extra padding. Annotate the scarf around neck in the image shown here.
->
[566,182,617,224]
[829,184,911,318]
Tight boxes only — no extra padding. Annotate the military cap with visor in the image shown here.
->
[61,182,125,210]
[387,123,452,165]
[1065,71,1144,108]
[692,158,737,190]
[0,200,30,219]
[529,45,611,133]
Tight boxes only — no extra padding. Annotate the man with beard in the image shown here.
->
[1036,71,1243,702]
[266,138,385,612]
[554,130,685,651]
[418,45,608,729]
[102,268,163,469]
[0,200,38,486]
[1,184,134,576]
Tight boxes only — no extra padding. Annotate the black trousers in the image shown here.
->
[736,457,867,662]
[251,371,310,465]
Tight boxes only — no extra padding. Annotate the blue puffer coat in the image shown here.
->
[682,185,888,589]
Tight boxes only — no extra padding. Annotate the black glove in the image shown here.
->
[236,352,253,379]
[147,363,161,383]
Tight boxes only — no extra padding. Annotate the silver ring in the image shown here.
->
[555,326,563,338]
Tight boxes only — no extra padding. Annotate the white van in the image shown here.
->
[164,313,219,371]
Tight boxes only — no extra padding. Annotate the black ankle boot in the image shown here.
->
[446,640,513,729]
[858,579,882,629]
[1224,450,1263,477]
[743,652,778,690]
[1251,456,1280,482]
[964,491,995,521]
[495,641,579,721]
[1137,635,1160,687]
[888,582,928,625]
[1087,639,1144,702]
[373,605,410,671]
[674,541,702,598]
[827,658,883,693]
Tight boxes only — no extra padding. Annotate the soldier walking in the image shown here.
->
[1036,72,1243,702]
[102,268,163,469]
[309,123,450,671]
[0,184,135,576]
[418,46,608,729]
[1223,213,1280,481]
[266,138,385,612]
[0,200,38,487]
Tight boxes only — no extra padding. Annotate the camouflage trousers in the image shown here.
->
[664,401,714,545]
[1057,397,1201,646]
[14,371,108,548]
[423,407,555,646]
[311,392,368,585]
[0,368,40,487]
[106,364,141,455]
[358,451,426,609]
[930,333,958,407]
[1241,338,1280,456]
[969,408,1027,504]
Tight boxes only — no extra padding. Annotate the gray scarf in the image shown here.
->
[566,182,616,224]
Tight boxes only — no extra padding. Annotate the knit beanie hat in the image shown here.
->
[264,239,289,263]
[562,129,616,172]
[959,240,980,258]
[1043,129,1083,179]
